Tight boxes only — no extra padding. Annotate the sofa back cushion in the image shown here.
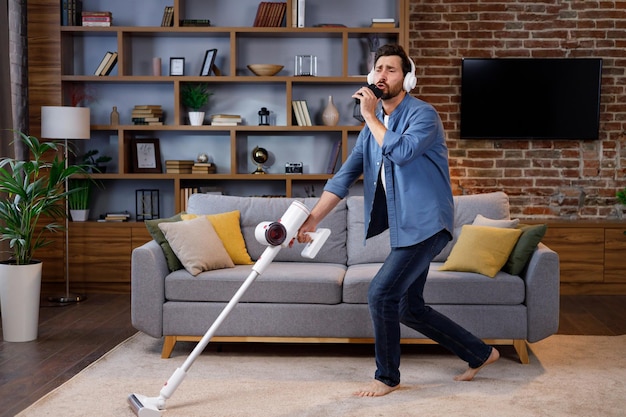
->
[346,192,512,265]
[187,194,347,264]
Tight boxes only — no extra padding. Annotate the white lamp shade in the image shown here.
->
[41,106,91,140]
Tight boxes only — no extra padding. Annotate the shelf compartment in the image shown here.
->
[236,131,343,175]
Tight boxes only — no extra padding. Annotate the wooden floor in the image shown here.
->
[1,294,625,417]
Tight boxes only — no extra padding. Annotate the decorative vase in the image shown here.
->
[322,95,339,126]
[110,106,119,126]
[0,261,42,342]
[70,209,90,222]
[189,111,205,126]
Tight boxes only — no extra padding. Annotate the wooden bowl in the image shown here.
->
[247,64,284,76]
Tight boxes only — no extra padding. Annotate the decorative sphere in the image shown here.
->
[252,146,268,164]
[197,153,209,163]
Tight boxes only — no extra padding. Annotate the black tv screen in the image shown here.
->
[460,58,602,140]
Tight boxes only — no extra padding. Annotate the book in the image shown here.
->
[371,22,396,28]
[82,22,112,27]
[326,140,341,174]
[161,6,174,27]
[82,11,112,16]
[371,17,395,23]
[291,0,298,27]
[180,19,211,27]
[100,51,118,76]
[297,0,305,28]
[292,101,304,126]
[94,51,112,76]
[211,114,242,121]
[300,100,313,126]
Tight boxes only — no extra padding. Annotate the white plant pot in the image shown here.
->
[0,261,42,342]
[188,111,205,126]
[70,209,89,222]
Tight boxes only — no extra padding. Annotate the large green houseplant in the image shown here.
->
[0,131,87,342]
[0,131,87,264]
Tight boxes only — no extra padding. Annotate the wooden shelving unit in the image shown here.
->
[28,0,408,292]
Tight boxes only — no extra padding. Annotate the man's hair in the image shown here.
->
[374,44,412,76]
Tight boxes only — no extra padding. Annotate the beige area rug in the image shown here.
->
[17,333,626,417]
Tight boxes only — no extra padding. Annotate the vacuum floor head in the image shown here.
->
[128,393,163,417]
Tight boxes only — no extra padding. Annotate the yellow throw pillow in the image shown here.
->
[158,215,235,276]
[439,225,522,278]
[182,211,253,265]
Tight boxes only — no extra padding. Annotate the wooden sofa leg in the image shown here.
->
[513,339,529,364]
[161,336,176,359]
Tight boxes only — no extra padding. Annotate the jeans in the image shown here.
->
[368,229,492,387]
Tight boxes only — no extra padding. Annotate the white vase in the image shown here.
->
[0,261,42,342]
[189,111,205,126]
[322,95,339,126]
[70,209,89,222]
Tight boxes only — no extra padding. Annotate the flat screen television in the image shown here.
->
[460,58,603,140]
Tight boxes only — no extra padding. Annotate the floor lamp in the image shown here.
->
[41,106,91,304]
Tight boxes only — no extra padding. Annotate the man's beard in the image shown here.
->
[380,81,404,100]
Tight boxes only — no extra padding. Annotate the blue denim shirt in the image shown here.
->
[324,94,454,248]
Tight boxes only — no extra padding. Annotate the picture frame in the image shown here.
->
[130,138,162,173]
[200,49,217,76]
[169,57,185,76]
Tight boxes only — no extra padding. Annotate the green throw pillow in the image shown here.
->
[502,224,547,275]
[145,213,184,272]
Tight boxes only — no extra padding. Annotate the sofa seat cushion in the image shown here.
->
[342,263,525,305]
[165,262,347,305]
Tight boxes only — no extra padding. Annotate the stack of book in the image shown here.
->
[131,105,164,125]
[165,160,194,174]
[192,162,217,174]
[211,114,242,126]
[160,6,174,27]
[100,212,130,222]
[292,101,312,126]
[253,2,287,27]
[371,17,396,28]
[82,11,112,27]
[94,51,118,76]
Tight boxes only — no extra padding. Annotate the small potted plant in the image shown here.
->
[181,83,212,126]
[616,187,626,220]
[82,149,112,173]
[68,179,92,221]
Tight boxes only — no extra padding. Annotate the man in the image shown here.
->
[296,44,499,397]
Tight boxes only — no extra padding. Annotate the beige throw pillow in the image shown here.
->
[158,215,234,276]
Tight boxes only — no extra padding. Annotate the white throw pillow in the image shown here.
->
[472,214,519,228]
[158,215,234,276]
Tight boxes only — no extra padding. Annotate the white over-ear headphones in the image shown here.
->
[367,56,417,93]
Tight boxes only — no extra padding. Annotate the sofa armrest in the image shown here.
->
[521,242,560,342]
[131,240,169,338]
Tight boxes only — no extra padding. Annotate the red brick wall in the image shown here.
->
[408,0,626,218]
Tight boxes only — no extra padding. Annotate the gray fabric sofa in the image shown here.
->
[131,191,559,363]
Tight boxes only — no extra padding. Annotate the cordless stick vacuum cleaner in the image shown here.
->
[128,201,331,417]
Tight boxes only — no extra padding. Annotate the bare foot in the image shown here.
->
[454,347,500,381]
[353,379,399,397]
